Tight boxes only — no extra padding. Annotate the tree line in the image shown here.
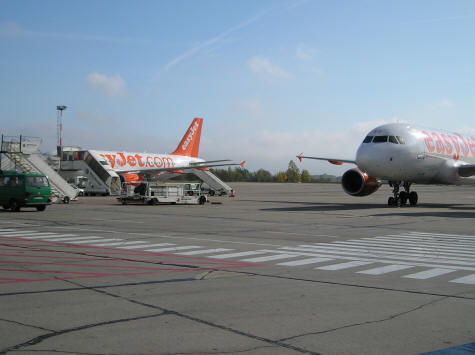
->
[171,160,339,183]
[209,160,338,183]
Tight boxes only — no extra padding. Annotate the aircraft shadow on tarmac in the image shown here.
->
[259,201,475,218]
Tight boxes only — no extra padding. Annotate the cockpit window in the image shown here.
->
[388,136,398,144]
[373,136,388,143]
[396,136,405,144]
[363,135,373,143]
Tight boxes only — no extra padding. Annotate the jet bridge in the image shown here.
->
[0,135,77,203]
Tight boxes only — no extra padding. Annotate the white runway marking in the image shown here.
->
[210,250,269,259]
[88,241,146,247]
[2,227,475,285]
[0,230,37,235]
[177,248,234,256]
[145,246,201,252]
[278,257,334,267]
[241,254,299,263]
[358,264,413,275]
[118,243,175,250]
[450,274,475,285]
[70,238,120,244]
[404,268,456,280]
[43,236,110,242]
[332,240,475,255]
[318,260,373,271]
[22,234,77,239]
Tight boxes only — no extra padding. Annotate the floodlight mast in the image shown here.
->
[56,105,67,157]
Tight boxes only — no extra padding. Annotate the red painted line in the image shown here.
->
[0,253,105,261]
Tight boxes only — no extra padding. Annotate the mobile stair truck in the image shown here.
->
[118,181,208,205]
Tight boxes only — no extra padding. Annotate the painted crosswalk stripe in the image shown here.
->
[333,240,475,255]
[0,229,18,232]
[278,257,334,267]
[298,244,475,262]
[241,254,299,263]
[145,246,201,252]
[358,264,413,275]
[21,234,77,239]
[317,260,373,271]
[210,250,269,259]
[43,236,111,242]
[284,245,475,266]
[450,274,475,285]
[367,237,475,250]
[177,248,234,256]
[407,232,475,240]
[118,243,175,250]
[69,238,119,244]
[0,231,37,235]
[89,241,146,247]
[403,268,456,280]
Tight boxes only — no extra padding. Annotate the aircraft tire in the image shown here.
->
[9,199,20,212]
[388,197,395,206]
[409,191,418,206]
[399,192,408,205]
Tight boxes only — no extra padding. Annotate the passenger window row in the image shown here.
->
[362,136,405,144]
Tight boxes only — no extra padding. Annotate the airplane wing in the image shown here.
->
[458,164,475,177]
[296,153,356,166]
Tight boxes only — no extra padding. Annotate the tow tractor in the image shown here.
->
[118,181,208,205]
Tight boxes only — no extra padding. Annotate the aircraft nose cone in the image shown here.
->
[356,145,372,171]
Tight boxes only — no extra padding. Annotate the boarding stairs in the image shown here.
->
[1,136,77,203]
[192,169,233,195]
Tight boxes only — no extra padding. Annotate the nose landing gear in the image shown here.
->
[388,181,418,207]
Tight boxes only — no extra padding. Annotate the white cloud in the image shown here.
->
[86,72,127,98]
[248,56,291,80]
[296,44,318,61]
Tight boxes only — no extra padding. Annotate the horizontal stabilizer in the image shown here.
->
[190,159,231,166]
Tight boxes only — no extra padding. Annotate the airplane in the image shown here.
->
[297,123,475,206]
[91,118,245,190]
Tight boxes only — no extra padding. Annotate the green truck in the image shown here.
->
[0,170,52,211]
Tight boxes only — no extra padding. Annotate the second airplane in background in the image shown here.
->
[90,118,245,193]
[298,123,475,206]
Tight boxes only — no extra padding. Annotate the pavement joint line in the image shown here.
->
[52,279,323,355]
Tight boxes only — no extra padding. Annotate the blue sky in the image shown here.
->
[1,0,474,174]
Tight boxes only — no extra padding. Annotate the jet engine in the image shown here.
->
[341,168,381,196]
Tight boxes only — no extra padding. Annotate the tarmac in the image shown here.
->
[0,182,474,355]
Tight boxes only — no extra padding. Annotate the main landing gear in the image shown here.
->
[388,181,418,207]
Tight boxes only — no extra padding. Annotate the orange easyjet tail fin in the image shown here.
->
[171,118,203,158]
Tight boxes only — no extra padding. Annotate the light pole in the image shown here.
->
[56,105,67,170]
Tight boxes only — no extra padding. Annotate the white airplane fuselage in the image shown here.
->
[356,123,475,185]
[90,150,204,173]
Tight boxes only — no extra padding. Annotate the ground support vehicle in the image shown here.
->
[0,170,52,211]
[118,182,208,205]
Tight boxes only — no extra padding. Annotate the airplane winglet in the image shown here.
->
[240,161,246,168]
[297,153,303,163]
